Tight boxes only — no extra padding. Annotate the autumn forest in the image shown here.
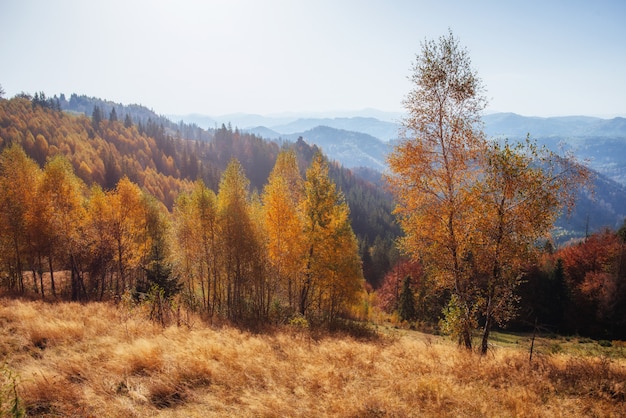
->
[1,30,626,416]
[2,55,626,339]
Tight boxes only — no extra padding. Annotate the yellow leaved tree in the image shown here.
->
[300,152,363,323]
[217,158,263,321]
[109,177,147,295]
[39,155,88,300]
[0,145,41,293]
[262,149,307,314]
[172,180,220,314]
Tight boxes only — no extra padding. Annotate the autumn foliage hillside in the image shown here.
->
[0,96,279,208]
[0,95,399,288]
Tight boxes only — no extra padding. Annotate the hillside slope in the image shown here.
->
[0,95,400,287]
[1,298,623,417]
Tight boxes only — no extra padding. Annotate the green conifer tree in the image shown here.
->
[398,275,417,322]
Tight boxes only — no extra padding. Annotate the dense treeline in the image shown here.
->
[330,165,400,288]
[377,226,626,340]
[0,95,399,287]
[0,96,195,208]
[1,91,624,339]
[517,228,626,339]
[63,93,212,142]
[0,95,284,207]
[0,143,363,324]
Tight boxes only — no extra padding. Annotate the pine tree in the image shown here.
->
[92,106,102,132]
[140,195,179,299]
[398,276,417,322]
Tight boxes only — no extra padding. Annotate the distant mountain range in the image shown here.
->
[167,109,402,133]
[61,96,626,239]
[233,111,626,237]
[212,112,626,187]
[284,126,390,171]
[481,114,626,186]
[483,113,626,138]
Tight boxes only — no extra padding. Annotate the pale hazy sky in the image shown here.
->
[1,0,625,118]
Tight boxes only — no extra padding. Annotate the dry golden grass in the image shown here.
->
[0,297,624,417]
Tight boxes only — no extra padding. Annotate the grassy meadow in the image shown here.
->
[0,298,624,417]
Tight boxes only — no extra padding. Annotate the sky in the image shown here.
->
[1,0,625,118]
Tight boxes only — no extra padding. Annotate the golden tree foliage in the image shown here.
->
[0,141,365,326]
[0,96,192,208]
[172,180,220,314]
[84,185,117,299]
[300,152,364,321]
[217,159,263,320]
[474,139,589,354]
[387,31,487,349]
[262,150,306,311]
[39,155,88,300]
[169,152,364,324]
[388,31,590,352]
[96,177,149,295]
[0,145,41,292]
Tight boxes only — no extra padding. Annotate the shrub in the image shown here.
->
[0,364,24,418]
[549,343,563,354]
[288,314,309,330]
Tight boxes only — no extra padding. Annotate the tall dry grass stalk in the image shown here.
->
[0,297,623,416]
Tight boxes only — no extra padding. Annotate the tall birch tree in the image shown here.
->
[387,30,487,349]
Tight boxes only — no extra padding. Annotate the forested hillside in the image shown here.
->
[0,139,364,325]
[2,91,625,340]
[0,94,399,289]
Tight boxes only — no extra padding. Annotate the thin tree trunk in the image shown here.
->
[481,313,492,355]
[529,317,538,363]
[48,256,56,297]
[99,269,106,301]
[300,276,310,316]
[13,237,24,293]
[38,254,45,298]
[300,247,314,316]
[461,317,473,350]
[70,254,86,301]
[116,237,124,295]
[31,265,39,294]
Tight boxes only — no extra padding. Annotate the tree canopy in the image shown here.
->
[388,31,590,352]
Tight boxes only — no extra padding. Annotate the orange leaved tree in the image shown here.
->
[387,30,487,349]
[388,31,590,352]
[474,138,589,354]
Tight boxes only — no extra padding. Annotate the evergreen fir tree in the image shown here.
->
[91,106,102,132]
[398,275,417,322]
[124,113,133,128]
